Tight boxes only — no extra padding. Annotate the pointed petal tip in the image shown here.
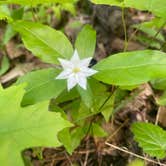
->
[80,85,87,90]
[80,57,93,67]
[57,58,64,63]
[93,70,98,74]
[71,49,80,63]
[55,75,61,80]
[77,76,87,90]
[55,70,70,80]
[67,76,77,91]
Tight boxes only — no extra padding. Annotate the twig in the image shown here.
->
[155,107,161,125]
[83,140,90,166]
[155,107,162,165]
[105,142,166,166]
[74,149,95,155]
[153,20,166,40]
[64,152,73,166]
[106,119,129,142]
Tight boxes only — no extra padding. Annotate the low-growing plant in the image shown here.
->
[1,0,166,165]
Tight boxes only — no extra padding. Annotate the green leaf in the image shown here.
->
[141,18,166,29]
[2,25,17,45]
[56,87,79,104]
[12,20,73,64]
[16,68,66,106]
[125,0,166,18]
[133,24,165,42]
[77,82,94,108]
[91,0,123,6]
[131,122,166,159]
[0,5,12,22]
[93,50,166,86]
[58,128,72,154]
[128,159,145,166]
[151,78,166,90]
[62,3,76,15]
[11,7,24,20]
[0,55,10,76]
[59,126,86,154]
[71,79,109,122]
[101,92,115,122]
[0,0,75,6]
[75,25,96,58]
[92,0,166,18]
[90,123,107,137]
[136,35,161,49]
[0,84,72,166]
[156,91,166,106]
[0,12,12,21]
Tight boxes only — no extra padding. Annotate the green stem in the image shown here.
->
[121,7,128,52]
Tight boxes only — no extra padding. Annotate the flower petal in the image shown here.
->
[67,75,77,91]
[82,67,98,77]
[71,49,80,64]
[58,58,73,69]
[77,74,87,90]
[80,57,92,67]
[56,70,72,79]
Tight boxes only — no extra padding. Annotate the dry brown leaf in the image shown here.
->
[0,63,35,84]
[5,40,24,59]
[111,38,145,51]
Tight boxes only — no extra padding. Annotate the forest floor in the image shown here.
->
[0,1,166,166]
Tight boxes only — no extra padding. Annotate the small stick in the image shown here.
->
[83,140,90,166]
[155,107,161,125]
[64,152,73,166]
[105,142,166,166]
[106,119,129,142]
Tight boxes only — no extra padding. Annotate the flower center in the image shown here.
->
[73,67,81,73]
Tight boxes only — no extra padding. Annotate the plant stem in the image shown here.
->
[105,142,166,166]
[121,7,128,52]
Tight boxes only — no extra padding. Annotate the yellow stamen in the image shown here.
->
[73,67,81,73]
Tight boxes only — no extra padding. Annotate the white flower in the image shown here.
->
[56,49,98,91]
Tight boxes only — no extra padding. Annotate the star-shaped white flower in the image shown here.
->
[56,49,98,91]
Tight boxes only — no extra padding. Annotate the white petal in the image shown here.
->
[71,49,80,64]
[67,75,77,91]
[58,58,73,69]
[82,67,98,77]
[77,75,87,90]
[56,70,72,79]
[80,57,92,67]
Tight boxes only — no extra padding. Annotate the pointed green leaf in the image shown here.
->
[2,25,17,45]
[77,82,94,108]
[156,91,166,106]
[131,122,166,159]
[0,0,75,6]
[59,126,86,154]
[0,5,12,22]
[101,92,115,122]
[16,68,66,106]
[92,0,166,18]
[128,159,145,166]
[12,20,73,64]
[0,84,72,166]
[75,25,96,58]
[151,78,166,90]
[90,123,107,137]
[93,50,166,86]
[91,0,123,6]
[0,55,9,76]
[125,0,166,18]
